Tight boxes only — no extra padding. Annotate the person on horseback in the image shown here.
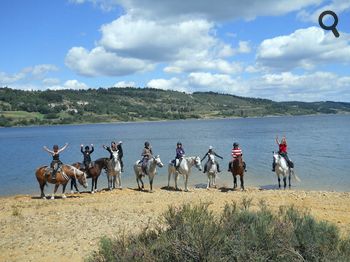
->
[228,142,247,171]
[201,146,223,173]
[80,144,94,171]
[141,141,153,176]
[103,141,118,159]
[272,136,294,171]
[117,141,124,172]
[43,143,68,180]
[174,141,185,170]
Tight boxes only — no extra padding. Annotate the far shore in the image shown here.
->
[1,187,349,262]
[1,112,349,129]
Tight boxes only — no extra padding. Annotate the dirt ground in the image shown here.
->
[1,187,349,262]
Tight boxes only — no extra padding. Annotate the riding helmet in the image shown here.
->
[233,142,239,147]
[209,146,213,150]
[85,145,90,150]
[145,141,150,147]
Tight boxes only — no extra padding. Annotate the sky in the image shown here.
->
[1,0,350,102]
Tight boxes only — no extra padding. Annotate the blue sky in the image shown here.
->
[1,0,350,101]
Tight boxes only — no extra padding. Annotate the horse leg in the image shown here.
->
[288,170,291,189]
[91,177,95,193]
[175,173,179,191]
[233,175,237,190]
[240,175,244,191]
[283,176,287,190]
[149,175,154,193]
[278,176,281,189]
[51,184,59,200]
[167,169,171,188]
[184,175,189,192]
[207,174,210,189]
[136,176,141,190]
[118,173,122,189]
[94,177,98,192]
[62,183,67,199]
[40,182,46,199]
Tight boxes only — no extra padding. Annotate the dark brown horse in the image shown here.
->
[72,158,109,193]
[230,156,245,190]
[35,164,88,199]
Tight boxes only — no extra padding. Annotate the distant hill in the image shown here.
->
[1,87,349,127]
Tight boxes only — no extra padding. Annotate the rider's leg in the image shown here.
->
[272,157,276,172]
[228,161,231,172]
[203,162,207,173]
[243,161,247,172]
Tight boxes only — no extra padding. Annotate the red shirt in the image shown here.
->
[232,147,242,158]
[279,144,287,153]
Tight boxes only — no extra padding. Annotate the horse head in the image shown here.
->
[153,155,164,168]
[76,169,88,188]
[193,156,202,171]
[208,153,215,164]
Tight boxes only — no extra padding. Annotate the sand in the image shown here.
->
[1,186,349,262]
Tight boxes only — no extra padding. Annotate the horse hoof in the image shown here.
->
[91,191,95,194]
[51,196,55,200]
[62,195,67,199]
[70,190,74,194]
[42,196,46,200]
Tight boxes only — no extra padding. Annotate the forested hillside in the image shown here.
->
[1,87,349,127]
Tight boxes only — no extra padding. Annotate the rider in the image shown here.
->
[103,141,118,159]
[174,142,185,170]
[201,146,223,173]
[43,143,68,180]
[80,144,94,171]
[272,136,293,171]
[140,141,153,176]
[116,141,124,172]
[228,142,247,172]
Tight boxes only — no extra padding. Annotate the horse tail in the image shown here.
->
[291,169,301,182]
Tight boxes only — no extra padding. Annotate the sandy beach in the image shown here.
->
[1,187,350,262]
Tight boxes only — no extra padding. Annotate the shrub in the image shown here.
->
[87,202,350,262]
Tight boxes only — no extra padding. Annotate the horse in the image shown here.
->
[106,150,122,190]
[205,153,218,189]
[167,156,202,192]
[230,155,245,190]
[35,164,88,199]
[273,153,299,189]
[134,155,164,192]
[72,158,109,193]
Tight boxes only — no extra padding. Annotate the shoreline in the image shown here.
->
[1,112,349,129]
[1,187,350,262]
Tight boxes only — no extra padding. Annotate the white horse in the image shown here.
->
[107,150,122,190]
[134,155,164,192]
[273,153,299,189]
[206,154,218,189]
[168,156,202,192]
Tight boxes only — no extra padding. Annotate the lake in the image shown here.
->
[0,114,349,196]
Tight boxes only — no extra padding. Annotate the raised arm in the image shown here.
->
[201,152,208,162]
[80,145,84,154]
[214,152,223,159]
[58,143,68,153]
[90,144,94,154]
[275,136,280,145]
[43,146,54,155]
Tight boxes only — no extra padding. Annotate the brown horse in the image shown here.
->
[72,158,109,193]
[35,164,88,199]
[230,156,245,190]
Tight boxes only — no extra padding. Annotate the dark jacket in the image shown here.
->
[201,150,223,162]
[176,147,185,159]
[81,146,94,163]
[117,144,123,158]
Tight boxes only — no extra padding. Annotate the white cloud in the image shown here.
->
[65,46,154,77]
[0,71,26,85]
[82,0,323,21]
[147,77,188,92]
[297,0,350,23]
[42,78,60,86]
[113,81,136,87]
[256,27,350,71]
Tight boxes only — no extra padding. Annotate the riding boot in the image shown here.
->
[243,162,247,172]
[121,160,124,172]
[203,163,207,173]
[228,162,231,172]
[217,163,221,173]
[272,162,275,172]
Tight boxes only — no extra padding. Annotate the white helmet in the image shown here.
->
[209,146,213,150]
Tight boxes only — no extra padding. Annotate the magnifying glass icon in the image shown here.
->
[319,10,340,38]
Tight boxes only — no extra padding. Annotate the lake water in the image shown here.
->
[0,115,349,196]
